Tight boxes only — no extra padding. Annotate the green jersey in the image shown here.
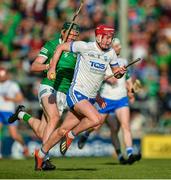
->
[39,33,77,94]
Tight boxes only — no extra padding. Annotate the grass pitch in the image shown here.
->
[0,157,170,179]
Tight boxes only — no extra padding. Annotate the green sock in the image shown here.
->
[18,111,32,123]
[23,113,32,122]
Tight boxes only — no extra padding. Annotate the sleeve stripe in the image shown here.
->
[70,41,74,52]
[110,63,119,67]
[38,54,48,59]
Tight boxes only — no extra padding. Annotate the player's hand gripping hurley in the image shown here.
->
[106,57,142,80]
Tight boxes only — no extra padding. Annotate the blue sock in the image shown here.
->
[38,147,47,159]
[126,147,133,157]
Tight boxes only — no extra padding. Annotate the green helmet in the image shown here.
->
[62,22,80,32]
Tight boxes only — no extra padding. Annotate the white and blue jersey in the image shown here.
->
[0,80,21,126]
[67,41,119,108]
[99,58,129,114]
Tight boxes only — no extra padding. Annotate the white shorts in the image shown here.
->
[56,91,68,115]
[38,84,68,115]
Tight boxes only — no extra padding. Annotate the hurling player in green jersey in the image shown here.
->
[8,22,80,170]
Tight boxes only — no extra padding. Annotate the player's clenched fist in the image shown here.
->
[114,66,126,79]
[47,68,56,80]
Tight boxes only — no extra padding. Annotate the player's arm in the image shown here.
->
[4,92,24,103]
[31,41,55,72]
[47,42,71,80]
[126,77,135,104]
[110,52,126,79]
[30,56,49,72]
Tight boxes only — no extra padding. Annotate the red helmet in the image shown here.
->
[95,24,115,37]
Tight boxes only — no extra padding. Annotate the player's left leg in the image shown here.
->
[77,113,107,149]
[70,100,103,136]
[116,107,132,147]
[37,92,59,170]
[59,89,104,155]
[77,128,93,149]
[8,105,45,139]
[34,110,81,170]
[41,94,60,144]
[115,107,141,164]
[106,114,127,164]
[37,114,56,171]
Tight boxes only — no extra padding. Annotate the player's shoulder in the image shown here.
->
[72,41,92,51]
[40,40,57,55]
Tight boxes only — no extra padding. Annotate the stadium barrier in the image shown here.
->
[1,136,140,159]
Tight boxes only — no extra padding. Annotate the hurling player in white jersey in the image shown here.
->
[34,24,126,170]
[78,38,141,165]
[0,67,28,158]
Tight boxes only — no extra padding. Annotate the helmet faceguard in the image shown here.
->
[62,22,80,33]
[61,22,80,42]
[95,24,115,50]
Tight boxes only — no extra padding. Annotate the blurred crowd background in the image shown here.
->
[0,0,171,141]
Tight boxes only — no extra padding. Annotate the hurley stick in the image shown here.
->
[49,0,84,80]
[62,0,84,43]
[106,58,142,80]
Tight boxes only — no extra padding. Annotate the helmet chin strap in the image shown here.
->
[96,35,102,43]
[96,35,112,51]
[96,35,102,49]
